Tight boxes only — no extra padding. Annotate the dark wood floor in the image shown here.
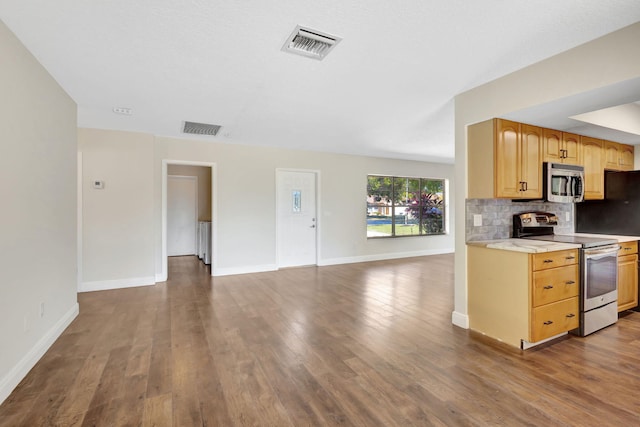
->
[2,254,640,426]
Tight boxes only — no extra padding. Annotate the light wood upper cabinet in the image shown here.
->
[580,136,605,200]
[542,129,580,165]
[467,117,630,200]
[494,119,542,199]
[604,140,635,171]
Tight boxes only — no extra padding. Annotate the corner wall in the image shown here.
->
[0,20,78,404]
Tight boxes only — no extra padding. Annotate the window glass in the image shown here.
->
[367,175,446,238]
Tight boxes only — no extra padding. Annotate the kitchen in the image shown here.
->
[465,118,640,349]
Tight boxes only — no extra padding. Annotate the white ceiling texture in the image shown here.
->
[2,1,640,163]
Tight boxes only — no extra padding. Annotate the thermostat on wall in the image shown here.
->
[92,180,104,189]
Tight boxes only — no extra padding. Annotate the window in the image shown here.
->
[367,175,446,238]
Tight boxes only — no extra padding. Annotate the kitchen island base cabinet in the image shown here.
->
[468,245,579,348]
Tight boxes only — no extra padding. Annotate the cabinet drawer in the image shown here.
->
[531,297,579,342]
[532,249,578,271]
[618,241,637,256]
[532,265,579,307]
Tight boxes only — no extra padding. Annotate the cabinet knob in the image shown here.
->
[543,285,554,289]
[543,320,554,325]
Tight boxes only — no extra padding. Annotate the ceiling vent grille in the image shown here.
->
[183,121,222,136]
[282,25,341,60]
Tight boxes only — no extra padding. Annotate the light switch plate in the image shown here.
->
[565,212,570,221]
[473,214,482,226]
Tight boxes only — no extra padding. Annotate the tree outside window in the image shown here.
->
[366,175,445,238]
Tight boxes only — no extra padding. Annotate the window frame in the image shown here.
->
[366,175,447,239]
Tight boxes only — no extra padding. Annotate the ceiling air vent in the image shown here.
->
[282,25,341,60]
[183,121,222,136]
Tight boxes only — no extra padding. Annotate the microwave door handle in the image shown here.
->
[569,177,575,197]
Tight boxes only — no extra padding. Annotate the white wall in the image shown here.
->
[0,21,78,404]
[453,22,640,328]
[78,128,156,291]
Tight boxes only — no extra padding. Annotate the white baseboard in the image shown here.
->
[318,248,454,266]
[0,302,79,406]
[451,311,469,329]
[213,264,278,277]
[155,273,167,283]
[79,276,156,293]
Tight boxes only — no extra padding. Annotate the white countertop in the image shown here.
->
[467,239,581,253]
[467,233,640,253]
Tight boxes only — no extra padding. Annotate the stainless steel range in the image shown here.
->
[513,212,619,336]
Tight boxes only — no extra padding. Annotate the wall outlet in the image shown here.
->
[40,302,45,318]
[473,214,482,227]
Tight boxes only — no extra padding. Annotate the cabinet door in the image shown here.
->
[495,119,521,198]
[520,124,542,198]
[542,128,563,163]
[562,132,580,165]
[618,254,638,312]
[619,144,634,171]
[581,136,605,200]
[604,141,621,170]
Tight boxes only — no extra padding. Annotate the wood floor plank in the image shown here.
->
[3,254,640,425]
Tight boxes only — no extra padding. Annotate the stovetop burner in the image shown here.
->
[513,211,618,248]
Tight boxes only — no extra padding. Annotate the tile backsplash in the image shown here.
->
[466,198,574,241]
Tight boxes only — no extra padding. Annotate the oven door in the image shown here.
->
[582,245,619,311]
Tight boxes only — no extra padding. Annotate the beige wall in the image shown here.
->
[78,129,156,290]
[167,164,212,221]
[77,128,454,283]
[0,21,78,403]
[453,22,640,328]
[154,136,455,277]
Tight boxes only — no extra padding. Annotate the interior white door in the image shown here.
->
[277,170,317,267]
[167,176,197,256]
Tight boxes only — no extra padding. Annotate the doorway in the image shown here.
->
[161,160,216,281]
[276,169,318,268]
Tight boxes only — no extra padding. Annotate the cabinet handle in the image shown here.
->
[519,181,525,192]
[624,247,632,251]
[543,285,554,289]
[543,320,554,325]
[565,256,575,260]
[566,313,576,318]
[523,181,528,191]
[566,281,575,285]
[543,259,553,263]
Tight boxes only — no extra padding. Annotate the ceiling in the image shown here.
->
[2,1,640,163]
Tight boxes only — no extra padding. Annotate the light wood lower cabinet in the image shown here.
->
[618,241,638,312]
[468,246,579,348]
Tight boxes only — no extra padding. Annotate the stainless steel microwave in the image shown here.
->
[544,162,584,203]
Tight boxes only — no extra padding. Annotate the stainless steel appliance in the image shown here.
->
[576,170,640,311]
[544,162,584,203]
[513,211,619,336]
